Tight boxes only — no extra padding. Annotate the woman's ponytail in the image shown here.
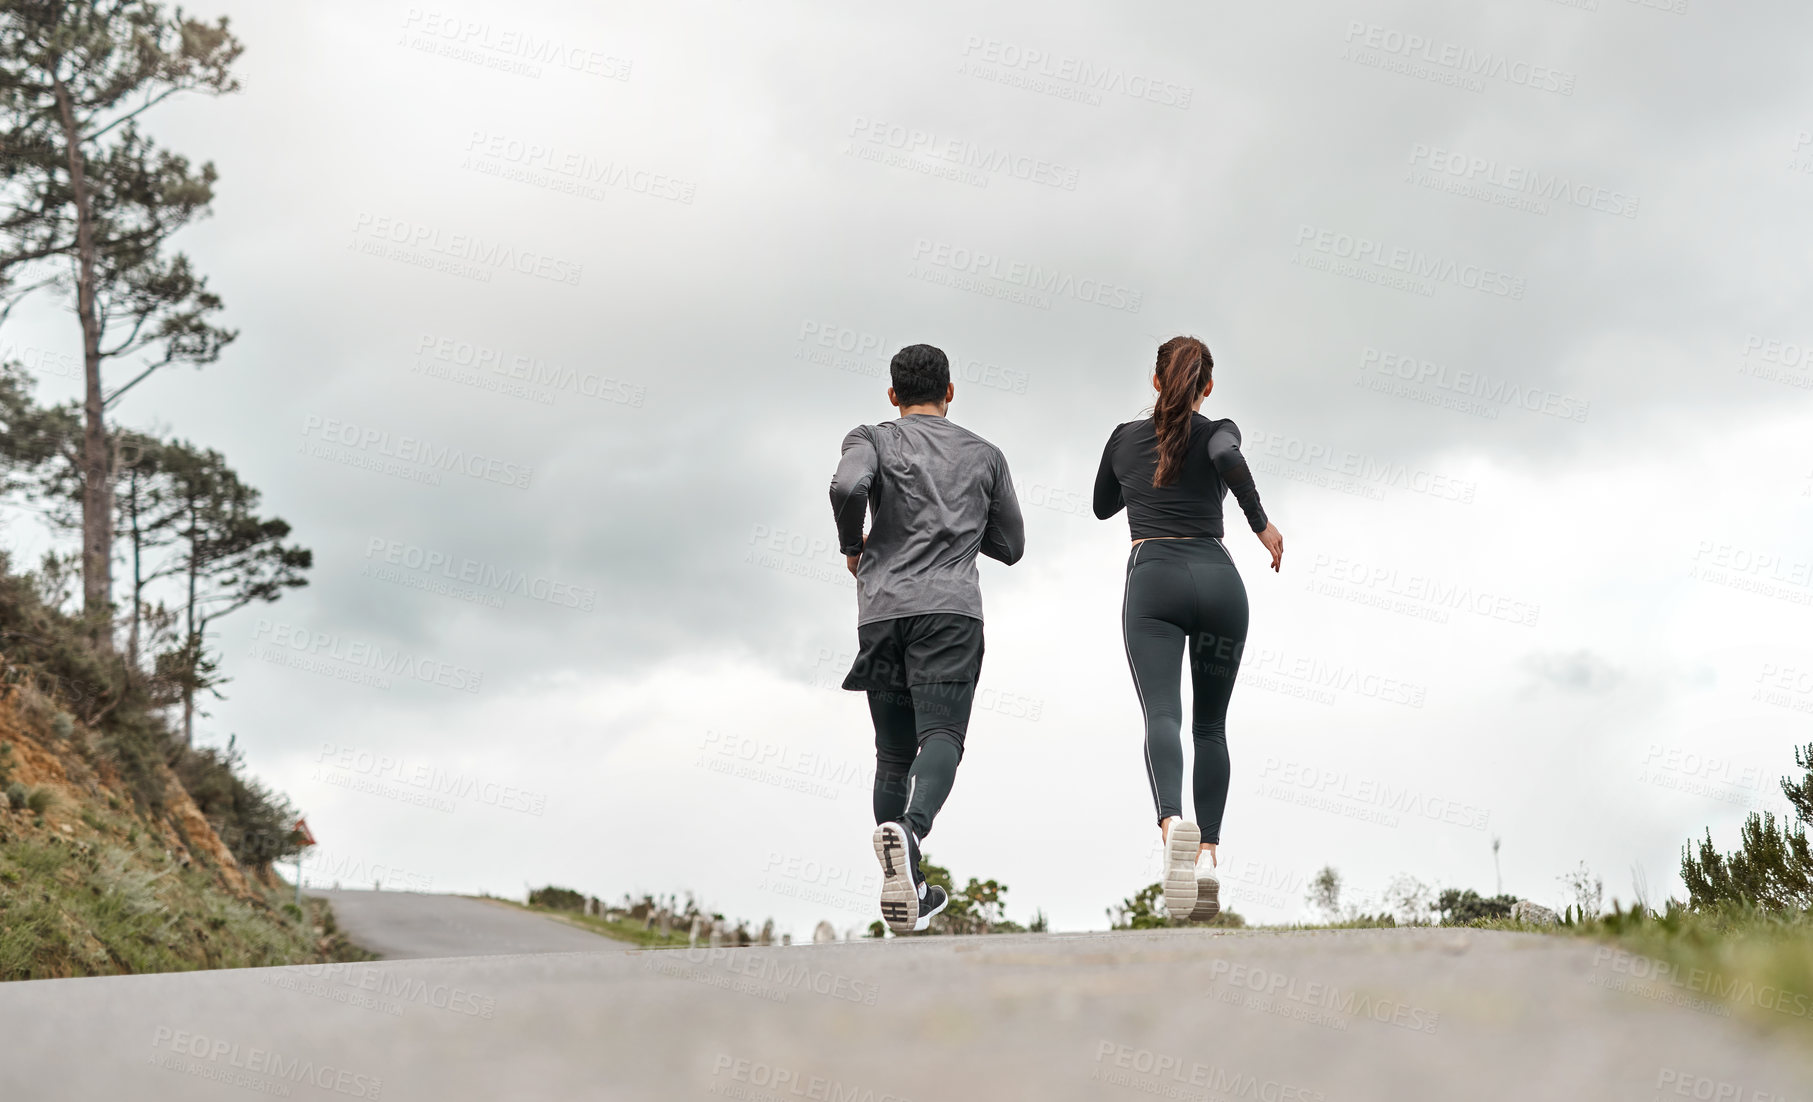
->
[1152,336,1212,488]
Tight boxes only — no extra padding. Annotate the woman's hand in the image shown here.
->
[1257,523,1283,573]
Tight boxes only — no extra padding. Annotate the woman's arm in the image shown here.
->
[1205,421,1267,533]
[1208,421,1283,572]
[1092,426,1125,520]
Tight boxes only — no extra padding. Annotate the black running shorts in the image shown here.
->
[841,613,985,692]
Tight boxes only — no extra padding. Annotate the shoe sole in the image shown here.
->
[874,823,919,934]
[1189,876,1221,923]
[1162,821,1200,922]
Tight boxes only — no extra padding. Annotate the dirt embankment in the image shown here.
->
[0,683,366,980]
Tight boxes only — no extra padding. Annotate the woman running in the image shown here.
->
[1094,335,1283,922]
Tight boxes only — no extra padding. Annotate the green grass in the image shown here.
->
[0,802,371,980]
[476,894,695,949]
[1436,904,1813,1034]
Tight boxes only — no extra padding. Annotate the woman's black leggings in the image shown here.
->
[1121,537,1249,844]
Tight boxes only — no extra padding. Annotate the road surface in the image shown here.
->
[2,918,1809,1101]
[312,889,620,959]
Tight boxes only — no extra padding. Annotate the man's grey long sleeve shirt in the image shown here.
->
[829,414,1024,626]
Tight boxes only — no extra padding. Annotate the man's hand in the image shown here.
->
[1257,523,1284,573]
[846,536,864,577]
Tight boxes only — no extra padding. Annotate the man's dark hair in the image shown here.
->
[890,344,949,406]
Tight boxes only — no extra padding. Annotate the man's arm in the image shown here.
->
[829,427,877,557]
[982,449,1026,565]
[1093,425,1124,520]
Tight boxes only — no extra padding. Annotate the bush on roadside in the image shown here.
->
[1681,743,1813,913]
[528,886,587,912]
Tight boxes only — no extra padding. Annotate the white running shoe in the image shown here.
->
[1161,819,1200,921]
[1188,855,1221,923]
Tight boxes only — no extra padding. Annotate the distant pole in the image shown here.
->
[290,816,316,914]
[1492,836,1502,896]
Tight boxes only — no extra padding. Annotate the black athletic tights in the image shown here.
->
[1121,537,1250,844]
[870,681,973,842]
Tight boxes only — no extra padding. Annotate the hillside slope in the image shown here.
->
[0,559,367,981]
[0,686,367,979]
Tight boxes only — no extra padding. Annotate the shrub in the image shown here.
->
[1682,743,1813,912]
[528,886,587,912]
[25,786,53,815]
[1436,888,1518,925]
[3,781,23,811]
[1107,881,1245,929]
[171,735,302,868]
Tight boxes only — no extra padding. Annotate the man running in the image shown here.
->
[829,343,1025,934]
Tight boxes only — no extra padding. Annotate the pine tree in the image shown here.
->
[0,1,243,646]
[1681,743,1813,911]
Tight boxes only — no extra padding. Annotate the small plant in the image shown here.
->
[1307,866,1343,921]
[1435,888,1519,925]
[1107,881,1245,929]
[50,712,74,741]
[1559,861,1604,921]
[0,741,14,787]
[1108,882,1168,929]
[1682,742,1813,912]
[527,885,587,912]
[25,787,53,816]
[3,781,24,811]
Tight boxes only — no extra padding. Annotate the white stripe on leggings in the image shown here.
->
[1121,543,1164,818]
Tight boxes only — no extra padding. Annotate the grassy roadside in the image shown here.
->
[0,796,370,979]
[1547,906,1813,1035]
[473,894,693,949]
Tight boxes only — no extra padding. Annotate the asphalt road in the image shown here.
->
[312,889,619,959]
[3,911,1811,1102]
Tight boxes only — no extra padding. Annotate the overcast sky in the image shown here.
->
[5,0,1812,937]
